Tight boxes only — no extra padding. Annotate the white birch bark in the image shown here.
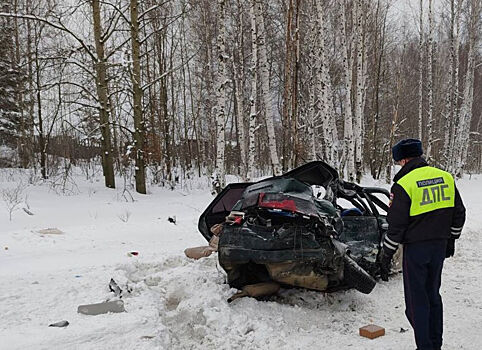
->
[308,79,317,162]
[448,0,462,171]
[386,55,403,182]
[324,4,340,166]
[308,8,319,162]
[247,0,258,181]
[442,0,457,168]
[339,0,355,181]
[354,0,364,181]
[454,0,480,176]
[314,1,338,165]
[418,0,424,142]
[254,0,281,175]
[426,0,434,160]
[214,0,227,191]
[233,55,246,179]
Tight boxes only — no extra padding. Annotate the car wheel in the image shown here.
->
[343,254,376,294]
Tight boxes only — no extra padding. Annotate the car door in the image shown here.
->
[198,183,252,242]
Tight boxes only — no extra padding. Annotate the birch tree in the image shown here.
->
[307,10,318,162]
[247,0,258,181]
[453,0,481,176]
[425,0,434,160]
[254,0,281,175]
[442,0,462,168]
[213,0,227,192]
[91,0,115,189]
[339,0,355,181]
[314,1,338,165]
[354,0,367,182]
[418,0,424,142]
[446,0,463,170]
[386,48,404,182]
[129,0,146,194]
[233,0,246,180]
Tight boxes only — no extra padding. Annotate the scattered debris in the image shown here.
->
[23,207,34,216]
[184,228,220,260]
[210,223,224,235]
[140,335,155,340]
[38,228,63,235]
[127,251,139,257]
[109,278,122,297]
[227,282,280,303]
[4,246,8,250]
[49,320,69,328]
[74,275,82,278]
[168,216,176,224]
[77,300,125,316]
[209,235,219,250]
[184,246,216,260]
[359,324,385,339]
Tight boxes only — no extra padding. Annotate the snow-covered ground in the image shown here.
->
[1,170,481,349]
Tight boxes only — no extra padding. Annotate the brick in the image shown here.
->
[359,324,385,339]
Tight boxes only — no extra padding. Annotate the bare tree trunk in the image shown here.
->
[314,1,337,164]
[418,0,424,142]
[307,14,317,162]
[307,80,317,161]
[386,53,403,182]
[91,0,115,189]
[214,0,227,192]
[254,0,281,175]
[282,0,294,170]
[340,0,355,181]
[233,2,246,179]
[442,0,457,168]
[130,0,146,194]
[233,56,246,179]
[426,0,434,161]
[354,0,365,182]
[447,0,462,172]
[34,43,46,179]
[26,7,36,173]
[454,0,480,176]
[248,0,258,181]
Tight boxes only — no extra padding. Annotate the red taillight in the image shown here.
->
[258,193,297,212]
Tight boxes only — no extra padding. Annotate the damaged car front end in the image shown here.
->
[198,162,390,297]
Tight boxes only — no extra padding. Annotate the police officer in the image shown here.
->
[380,138,466,350]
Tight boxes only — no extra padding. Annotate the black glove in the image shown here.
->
[446,238,455,258]
[379,248,393,282]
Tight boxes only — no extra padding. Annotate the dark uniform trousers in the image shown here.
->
[385,158,465,350]
[403,240,447,350]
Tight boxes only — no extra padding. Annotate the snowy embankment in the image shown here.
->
[1,171,481,350]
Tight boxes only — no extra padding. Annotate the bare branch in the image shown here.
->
[0,12,96,61]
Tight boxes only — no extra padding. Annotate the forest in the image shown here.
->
[0,0,481,194]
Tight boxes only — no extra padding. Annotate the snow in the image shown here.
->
[1,171,481,349]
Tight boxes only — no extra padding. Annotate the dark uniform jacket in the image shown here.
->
[383,157,466,253]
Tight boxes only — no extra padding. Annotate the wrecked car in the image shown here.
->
[197,161,391,296]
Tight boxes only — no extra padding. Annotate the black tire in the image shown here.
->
[226,262,271,290]
[343,255,376,294]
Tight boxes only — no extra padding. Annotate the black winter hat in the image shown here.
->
[392,138,423,161]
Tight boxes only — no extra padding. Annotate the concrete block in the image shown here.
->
[77,300,125,316]
[359,324,385,339]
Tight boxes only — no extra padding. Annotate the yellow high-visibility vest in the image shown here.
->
[397,166,455,216]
